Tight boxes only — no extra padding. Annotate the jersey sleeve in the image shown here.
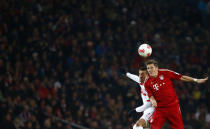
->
[145,81,153,98]
[166,70,182,80]
[126,73,139,83]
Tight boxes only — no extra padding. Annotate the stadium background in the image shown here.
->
[0,0,210,129]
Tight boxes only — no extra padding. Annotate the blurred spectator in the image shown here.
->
[0,0,209,129]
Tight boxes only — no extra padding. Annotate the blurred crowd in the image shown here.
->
[0,0,210,129]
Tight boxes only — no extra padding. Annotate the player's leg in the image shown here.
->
[150,109,166,129]
[134,118,146,128]
[167,105,184,129]
[132,117,145,129]
[133,107,155,129]
[133,124,143,129]
[133,107,154,129]
[139,107,155,128]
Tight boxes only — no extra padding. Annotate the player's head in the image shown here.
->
[139,66,148,83]
[145,59,159,77]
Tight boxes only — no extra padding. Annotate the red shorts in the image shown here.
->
[149,104,184,129]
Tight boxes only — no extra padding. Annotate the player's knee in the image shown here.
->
[136,123,143,126]
[133,124,143,129]
[136,119,146,127]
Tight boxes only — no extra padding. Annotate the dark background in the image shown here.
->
[0,0,210,129]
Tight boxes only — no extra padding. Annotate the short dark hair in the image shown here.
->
[139,62,147,71]
[139,66,147,71]
[145,59,158,67]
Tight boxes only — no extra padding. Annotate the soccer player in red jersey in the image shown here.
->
[144,59,208,129]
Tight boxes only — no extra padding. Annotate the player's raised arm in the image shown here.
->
[159,69,208,84]
[126,73,139,83]
[180,75,208,84]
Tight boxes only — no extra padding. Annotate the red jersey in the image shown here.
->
[145,69,182,108]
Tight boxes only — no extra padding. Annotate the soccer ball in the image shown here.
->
[138,43,152,58]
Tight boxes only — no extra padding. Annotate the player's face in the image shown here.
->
[146,64,158,77]
[139,70,147,83]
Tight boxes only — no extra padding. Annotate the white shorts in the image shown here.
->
[133,107,155,129]
[140,107,155,126]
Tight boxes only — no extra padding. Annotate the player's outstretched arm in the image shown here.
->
[126,73,139,83]
[196,77,208,83]
[181,75,208,84]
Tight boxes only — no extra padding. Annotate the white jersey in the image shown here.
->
[126,72,152,112]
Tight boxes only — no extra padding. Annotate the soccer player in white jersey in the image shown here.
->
[121,67,155,129]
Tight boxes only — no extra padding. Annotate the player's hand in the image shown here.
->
[128,109,136,116]
[119,67,127,75]
[150,96,157,107]
[196,77,208,84]
[151,99,157,107]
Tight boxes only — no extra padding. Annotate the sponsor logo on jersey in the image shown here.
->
[153,83,159,90]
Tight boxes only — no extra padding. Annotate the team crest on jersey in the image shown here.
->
[160,75,164,80]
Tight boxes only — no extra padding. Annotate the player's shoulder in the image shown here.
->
[159,69,175,73]
[159,69,180,75]
[159,69,173,72]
